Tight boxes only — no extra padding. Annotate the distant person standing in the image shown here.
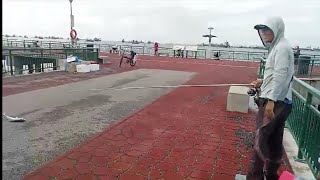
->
[111,45,118,53]
[154,42,159,56]
[293,46,300,65]
[294,45,300,58]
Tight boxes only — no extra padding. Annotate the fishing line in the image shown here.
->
[69,83,253,92]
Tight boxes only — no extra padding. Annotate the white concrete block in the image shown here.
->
[76,64,90,73]
[227,86,250,113]
[88,64,100,71]
[99,56,111,64]
[66,62,76,73]
[58,59,67,71]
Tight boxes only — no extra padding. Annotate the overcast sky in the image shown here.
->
[3,0,320,47]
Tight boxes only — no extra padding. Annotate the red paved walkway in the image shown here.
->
[19,54,291,180]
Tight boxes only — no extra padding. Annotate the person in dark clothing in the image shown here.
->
[119,51,137,67]
[294,46,300,58]
[154,42,159,56]
[213,51,220,60]
[246,17,294,180]
[176,48,182,57]
[293,46,300,65]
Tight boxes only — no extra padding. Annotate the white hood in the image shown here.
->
[255,17,295,102]
[254,17,285,49]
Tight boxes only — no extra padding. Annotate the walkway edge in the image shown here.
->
[283,128,315,179]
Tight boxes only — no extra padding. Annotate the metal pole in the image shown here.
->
[70,2,73,30]
[9,50,13,76]
[208,27,213,47]
[69,0,73,46]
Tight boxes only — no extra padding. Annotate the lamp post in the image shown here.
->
[69,0,74,45]
[202,27,217,47]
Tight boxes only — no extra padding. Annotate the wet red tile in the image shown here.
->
[91,156,110,167]
[57,168,78,179]
[39,166,61,177]
[162,171,184,180]
[24,173,50,180]
[76,174,97,180]
[55,158,75,169]
[119,173,145,180]
[75,162,94,174]
[213,173,234,180]
[128,164,150,176]
[190,170,212,179]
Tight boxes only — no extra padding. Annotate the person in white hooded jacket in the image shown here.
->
[247,17,294,180]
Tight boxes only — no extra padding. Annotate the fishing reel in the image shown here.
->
[247,88,258,96]
[247,87,261,106]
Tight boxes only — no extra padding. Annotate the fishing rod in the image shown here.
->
[69,83,253,92]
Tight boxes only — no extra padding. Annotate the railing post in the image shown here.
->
[310,59,314,77]
[41,49,44,72]
[83,49,86,60]
[248,52,250,60]
[9,50,13,76]
[258,58,265,79]
[297,92,313,160]
[23,40,26,51]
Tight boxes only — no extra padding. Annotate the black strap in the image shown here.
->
[288,76,293,89]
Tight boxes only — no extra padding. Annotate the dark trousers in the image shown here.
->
[247,98,292,180]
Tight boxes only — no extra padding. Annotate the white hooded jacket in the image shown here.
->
[255,17,295,102]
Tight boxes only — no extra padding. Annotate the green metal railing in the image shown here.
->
[258,56,320,78]
[295,56,320,77]
[3,38,320,64]
[211,50,268,61]
[258,58,320,177]
[2,48,99,76]
[288,78,320,177]
[3,39,269,60]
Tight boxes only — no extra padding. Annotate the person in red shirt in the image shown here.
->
[154,42,159,56]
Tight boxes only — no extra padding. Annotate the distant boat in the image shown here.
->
[94,38,101,41]
[198,43,210,47]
